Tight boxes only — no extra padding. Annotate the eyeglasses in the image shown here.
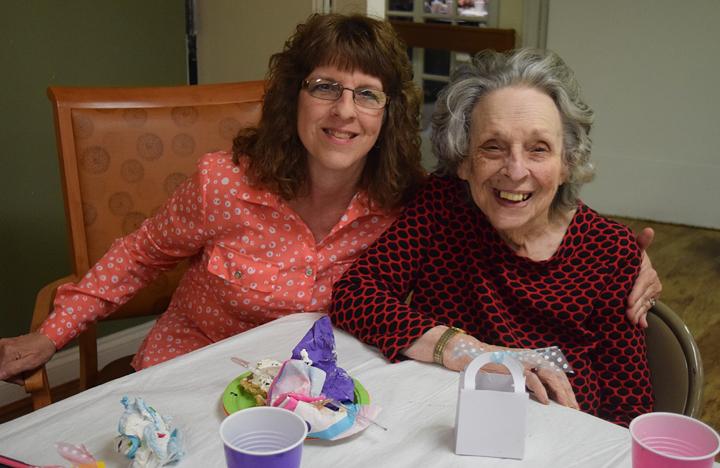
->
[302,78,389,110]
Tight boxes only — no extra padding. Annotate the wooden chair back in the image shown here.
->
[26,81,264,408]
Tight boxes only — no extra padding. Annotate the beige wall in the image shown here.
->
[196,0,314,83]
[498,0,523,46]
[333,0,368,15]
[547,0,720,229]
[196,1,526,82]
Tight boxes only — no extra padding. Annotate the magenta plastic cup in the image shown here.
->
[220,406,308,468]
[630,412,720,468]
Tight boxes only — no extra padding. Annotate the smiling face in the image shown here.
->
[458,86,567,236]
[297,65,385,182]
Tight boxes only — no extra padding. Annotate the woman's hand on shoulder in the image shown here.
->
[0,333,56,385]
[626,227,662,328]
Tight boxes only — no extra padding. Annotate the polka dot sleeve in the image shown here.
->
[330,179,442,362]
[40,170,209,349]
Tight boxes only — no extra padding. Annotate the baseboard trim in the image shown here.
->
[0,320,154,406]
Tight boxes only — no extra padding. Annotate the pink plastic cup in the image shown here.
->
[630,412,720,468]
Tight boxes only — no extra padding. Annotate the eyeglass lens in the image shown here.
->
[304,79,387,109]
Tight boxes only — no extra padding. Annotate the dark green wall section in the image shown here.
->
[0,1,186,340]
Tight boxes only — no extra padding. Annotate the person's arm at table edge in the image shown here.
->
[2,165,212,384]
[330,178,442,361]
[39,171,210,349]
[402,325,579,409]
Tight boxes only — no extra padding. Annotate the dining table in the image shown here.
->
[1,312,713,467]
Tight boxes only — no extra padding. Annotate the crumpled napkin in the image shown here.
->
[117,396,184,468]
[265,316,381,440]
[290,316,354,402]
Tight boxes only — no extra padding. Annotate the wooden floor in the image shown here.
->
[613,216,719,432]
[2,217,718,432]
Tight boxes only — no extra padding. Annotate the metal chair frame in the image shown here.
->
[645,300,704,417]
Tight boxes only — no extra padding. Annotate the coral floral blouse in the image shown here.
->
[40,152,394,367]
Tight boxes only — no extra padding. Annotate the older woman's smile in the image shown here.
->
[495,189,532,203]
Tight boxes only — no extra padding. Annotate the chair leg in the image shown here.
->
[24,367,52,410]
[97,355,135,385]
[79,326,99,390]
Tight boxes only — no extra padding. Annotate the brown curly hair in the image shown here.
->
[232,13,425,211]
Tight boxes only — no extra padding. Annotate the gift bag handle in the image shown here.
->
[462,352,526,394]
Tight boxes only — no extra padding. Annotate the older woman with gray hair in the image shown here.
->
[330,49,654,426]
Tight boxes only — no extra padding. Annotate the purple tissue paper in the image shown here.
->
[291,316,354,402]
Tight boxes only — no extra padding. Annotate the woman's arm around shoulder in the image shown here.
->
[589,219,654,426]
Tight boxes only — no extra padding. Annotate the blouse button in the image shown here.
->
[304,266,313,277]
[233,271,242,279]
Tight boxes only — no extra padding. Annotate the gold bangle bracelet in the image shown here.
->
[433,326,465,365]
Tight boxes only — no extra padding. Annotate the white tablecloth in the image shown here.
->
[0,313,706,467]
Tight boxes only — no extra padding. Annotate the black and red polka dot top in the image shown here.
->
[330,174,654,426]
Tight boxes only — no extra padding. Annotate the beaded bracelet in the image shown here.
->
[433,326,465,365]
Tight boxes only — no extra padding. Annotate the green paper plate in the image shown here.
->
[222,372,370,415]
[222,371,256,415]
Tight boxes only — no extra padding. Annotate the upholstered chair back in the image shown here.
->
[25,82,265,407]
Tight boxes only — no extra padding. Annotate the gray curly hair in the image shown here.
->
[431,48,595,213]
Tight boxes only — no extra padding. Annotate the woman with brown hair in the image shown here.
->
[0,13,424,377]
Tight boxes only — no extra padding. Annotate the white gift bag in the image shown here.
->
[454,352,528,459]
